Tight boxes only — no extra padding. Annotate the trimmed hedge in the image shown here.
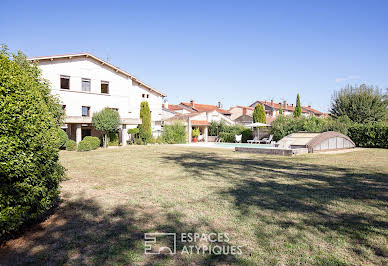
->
[78,136,100,151]
[57,128,69,149]
[348,123,388,148]
[65,140,77,151]
[0,49,64,240]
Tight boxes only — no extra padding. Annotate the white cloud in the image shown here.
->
[335,75,360,83]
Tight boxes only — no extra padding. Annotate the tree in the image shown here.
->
[279,105,283,115]
[0,46,64,238]
[293,94,301,117]
[253,104,266,123]
[92,107,120,148]
[161,121,186,144]
[330,84,387,123]
[139,101,152,143]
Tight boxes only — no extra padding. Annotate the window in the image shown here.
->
[62,105,66,114]
[142,93,145,98]
[60,75,70,90]
[101,81,109,94]
[82,106,90,117]
[82,78,91,92]
[147,94,150,98]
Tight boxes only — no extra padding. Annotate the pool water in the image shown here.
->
[212,143,273,148]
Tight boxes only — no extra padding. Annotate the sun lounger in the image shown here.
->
[247,136,260,144]
[259,135,273,144]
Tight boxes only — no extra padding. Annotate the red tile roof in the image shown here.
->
[255,101,323,115]
[181,102,231,115]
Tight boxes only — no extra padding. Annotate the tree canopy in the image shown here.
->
[139,101,152,143]
[92,107,120,147]
[293,94,301,117]
[330,84,387,123]
[253,104,266,124]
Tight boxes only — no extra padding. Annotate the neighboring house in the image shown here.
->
[228,106,254,125]
[180,100,232,118]
[28,53,166,144]
[164,101,235,142]
[250,100,325,123]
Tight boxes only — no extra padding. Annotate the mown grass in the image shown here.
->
[1,146,387,265]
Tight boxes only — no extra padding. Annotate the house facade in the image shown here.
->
[28,53,166,144]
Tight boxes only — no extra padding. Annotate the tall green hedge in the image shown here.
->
[348,123,388,148]
[139,101,152,143]
[0,48,64,239]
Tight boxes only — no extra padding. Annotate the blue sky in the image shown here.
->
[1,0,387,111]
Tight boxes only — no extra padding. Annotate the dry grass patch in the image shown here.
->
[1,146,387,265]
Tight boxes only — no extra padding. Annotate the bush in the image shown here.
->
[270,115,305,141]
[65,140,77,151]
[161,121,186,144]
[134,138,144,145]
[348,122,388,148]
[108,132,119,146]
[208,121,252,143]
[0,48,64,239]
[57,128,69,149]
[78,136,100,151]
[192,128,200,138]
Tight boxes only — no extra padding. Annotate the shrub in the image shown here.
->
[56,128,69,149]
[108,132,119,146]
[192,128,200,138]
[219,132,236,142]
[134,138,144,145]
[241,128,253,143]
[253,104,266,123]
[161,121,186,144]
[348,122,388,148]
[65,140,77,151]
[0,48,64,239]
[139,101,152,143]
[270,115,305,141]
[78,136,100,151]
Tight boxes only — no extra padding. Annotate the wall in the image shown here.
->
[38,57,164,134]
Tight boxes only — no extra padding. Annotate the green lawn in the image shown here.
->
[1,146,387,265]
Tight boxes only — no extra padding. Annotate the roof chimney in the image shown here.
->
[190,100,194,108]
[283,100,287,108]
[308,105,311,108]
[243,108,247,115]
[217,101,222,108]
[271,99,273,106]
[291,104,294,107]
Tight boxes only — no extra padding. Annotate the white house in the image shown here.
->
[28,53,166,145]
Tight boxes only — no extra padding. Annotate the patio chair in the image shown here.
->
[259,134,273,144]
[235,134,242,143]
[247,136,260,144]
[215,137,222,143]
[198,135,203,142]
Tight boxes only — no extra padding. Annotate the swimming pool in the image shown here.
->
[212,143,273,148]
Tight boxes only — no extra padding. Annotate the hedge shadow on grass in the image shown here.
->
[0,196,248,265]
[162,151,388,263]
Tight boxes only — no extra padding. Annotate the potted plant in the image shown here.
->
[192,128,200,143]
